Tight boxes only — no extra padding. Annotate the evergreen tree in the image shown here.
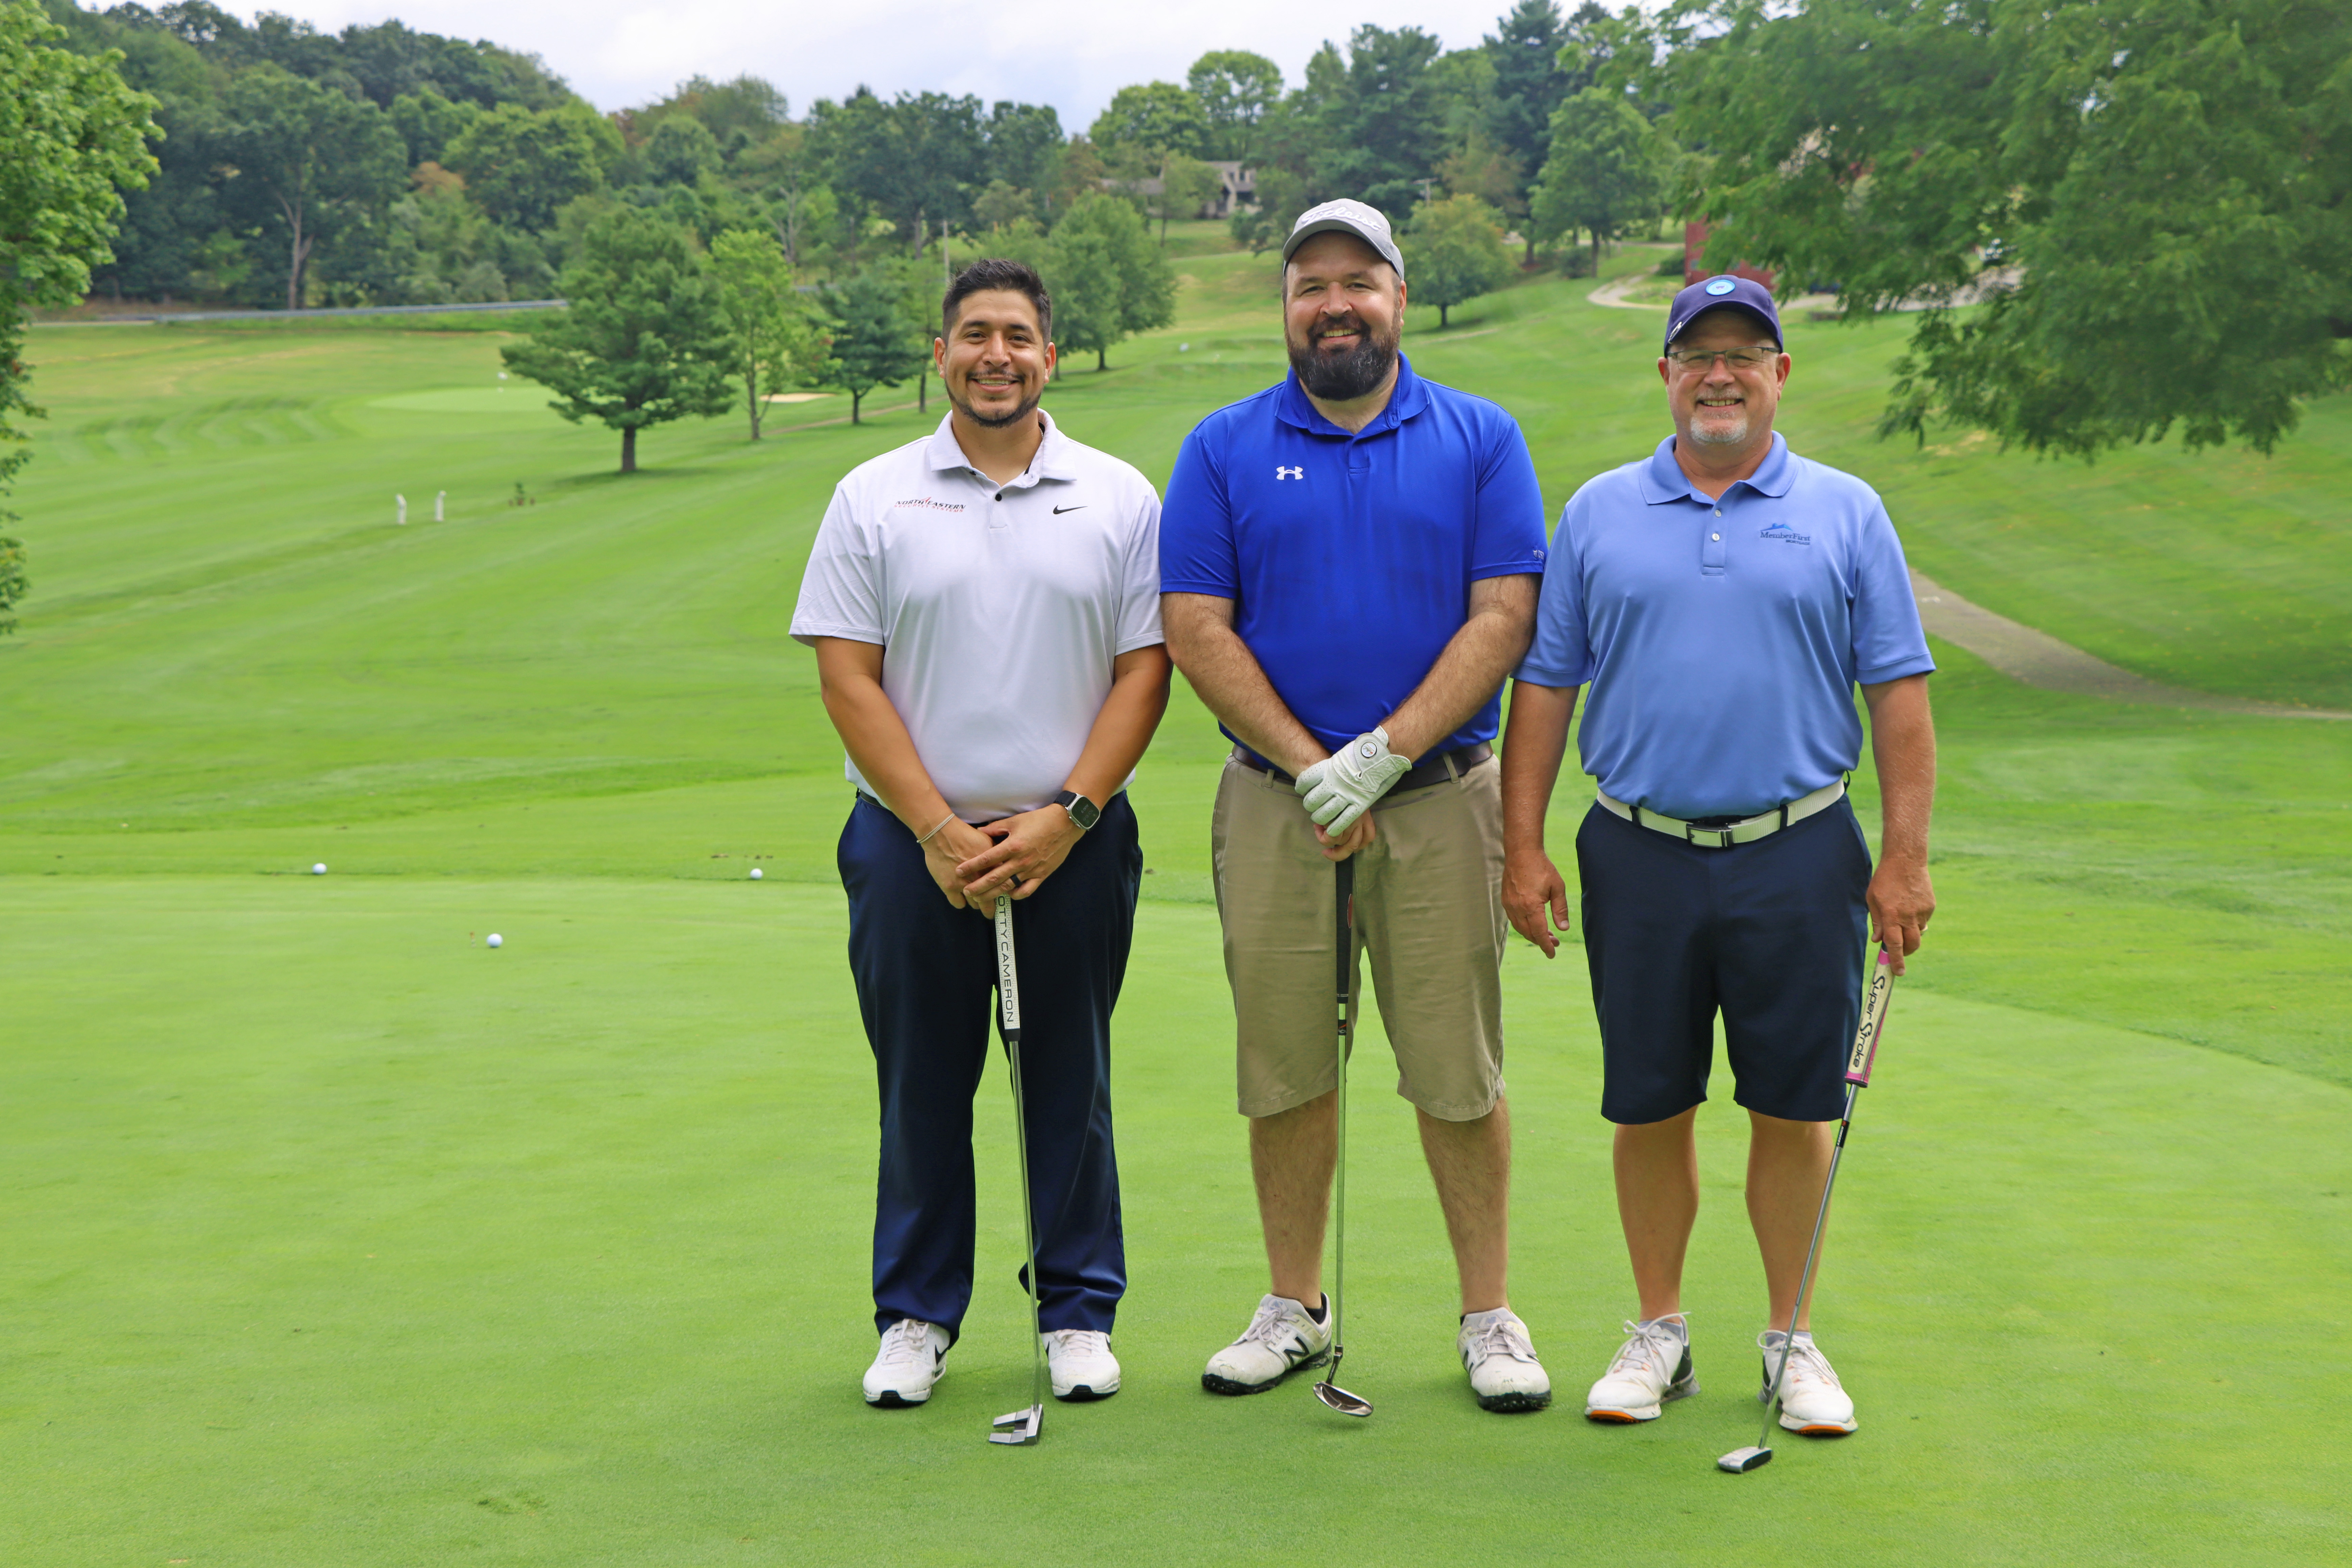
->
[1050,193,1174,371]
[500,209,733,472]
[818,269,928,423]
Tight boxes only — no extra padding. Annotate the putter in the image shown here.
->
[1312,856,1373,1419]
[988,894,1048,1447]
[1719,944,1897,1474]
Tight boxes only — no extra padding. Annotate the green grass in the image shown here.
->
[4,248,2349,1565]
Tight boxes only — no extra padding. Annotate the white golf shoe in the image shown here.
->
[1584,1316,1700,1422]
[1043,1329,1121,1400]
[1760,1331,1857,1434]
[1201,1293,1332,1395]
[862,1318,950,1407]
[1459,1307,1553,1412]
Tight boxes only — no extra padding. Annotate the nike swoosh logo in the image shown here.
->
[1052,505,1086,514]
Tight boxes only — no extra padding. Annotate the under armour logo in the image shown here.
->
[1275,466,1304,481]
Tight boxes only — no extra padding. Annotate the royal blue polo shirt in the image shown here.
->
[1160,356,1549,757]
[1515,433,1935,820]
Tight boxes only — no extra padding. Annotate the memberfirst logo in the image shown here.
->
[1759,521,1811,546]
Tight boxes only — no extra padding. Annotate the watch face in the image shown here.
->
[1061,792,1100,830]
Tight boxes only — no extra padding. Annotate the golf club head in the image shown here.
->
[1717,1445,1773,1473]
[988,1404,1043,1446]
[1313,1379,1373,1417]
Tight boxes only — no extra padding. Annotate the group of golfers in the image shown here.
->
[789,198,1937,1437]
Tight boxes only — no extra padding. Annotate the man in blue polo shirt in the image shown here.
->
[1162,200,1556,1413]
[1499,275,1938,1438]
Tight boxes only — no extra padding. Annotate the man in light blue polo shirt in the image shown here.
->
[1162,200,1556,1413]
[1499,275,1938,1439]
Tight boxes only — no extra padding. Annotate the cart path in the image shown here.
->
[1910,570,2350,719]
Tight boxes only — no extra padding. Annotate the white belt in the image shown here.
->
[1597,780,1845,849]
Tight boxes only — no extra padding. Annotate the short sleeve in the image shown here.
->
[1116,485,1166,654]
[1469,415,1551,581]
[1848,499,1936,685]
[789,483,883,646]
[1514,496,1595,688]
[1158,423,1239,597]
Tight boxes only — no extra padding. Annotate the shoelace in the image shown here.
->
[1464,1316,1538,1365]
[1607,1319,1685,1380]
[876,1319,937,1367]
[1759,1334,1841,1391]
[1048,1329,1110,1358]
[1236,1299,1312,1352]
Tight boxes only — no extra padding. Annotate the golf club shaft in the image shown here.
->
[996,897,1045,1417]
[1330,856,1355,1365]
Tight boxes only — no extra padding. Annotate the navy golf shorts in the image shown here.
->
[1574,797,1871,1125]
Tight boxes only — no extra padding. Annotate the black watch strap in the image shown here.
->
[1054,790,1100,831]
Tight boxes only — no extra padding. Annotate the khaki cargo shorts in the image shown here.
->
[1211,753,1508,1122]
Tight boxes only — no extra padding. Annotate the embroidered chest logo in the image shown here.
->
[892,497,966,512]
[1275,466,1305,481]
[1758,521,1812,546]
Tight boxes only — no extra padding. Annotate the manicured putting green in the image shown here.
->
[5,878,2345,1566]
[369,386,570,415]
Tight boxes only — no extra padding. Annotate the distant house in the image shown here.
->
[1100,161,1257,219]
[1683,221,1775,290]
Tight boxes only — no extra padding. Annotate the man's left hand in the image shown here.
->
[1867,855,1934,976]
[957,805,1082,903]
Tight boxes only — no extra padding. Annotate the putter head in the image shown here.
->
[988,1404,1043,1446]
[1717,1445,1773,1473]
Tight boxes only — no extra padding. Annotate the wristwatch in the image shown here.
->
[1053,790,1101,831]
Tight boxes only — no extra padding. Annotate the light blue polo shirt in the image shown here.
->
[1515,433,1934,820]
[1161,355,1549,757]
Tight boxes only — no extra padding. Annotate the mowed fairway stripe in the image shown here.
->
[3,878,2346,1567]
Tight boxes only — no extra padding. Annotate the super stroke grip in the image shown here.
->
[1845,946,1895,1086]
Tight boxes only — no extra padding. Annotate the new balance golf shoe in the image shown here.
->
[1759,1331,1857,1434]
[1459,1307,1553,1413]
[1585,1316,1700,1422]
[1201,1293,1332,1395]
[1045,1329,1121,1401]
[863,1318,951,1407]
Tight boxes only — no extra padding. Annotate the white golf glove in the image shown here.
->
[1295,727,1411,835]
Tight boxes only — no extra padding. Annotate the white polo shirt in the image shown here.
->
[790,410,1165,821]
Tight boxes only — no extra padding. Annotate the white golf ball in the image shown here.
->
[487,933,503,948]
[750,867,763,880]
[312,863,327,875]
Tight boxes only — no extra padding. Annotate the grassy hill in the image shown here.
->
[3,245,2347,1566]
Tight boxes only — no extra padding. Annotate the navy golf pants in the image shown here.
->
[840,793,1139,1339]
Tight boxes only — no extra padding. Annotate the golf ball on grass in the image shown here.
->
[312,863,327,875]
[750,867,762,880]
[487,933,503,949]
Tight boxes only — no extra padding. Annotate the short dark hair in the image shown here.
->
[941,259,1052,342]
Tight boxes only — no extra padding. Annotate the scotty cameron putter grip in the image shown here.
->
[1846,946,1895,1086]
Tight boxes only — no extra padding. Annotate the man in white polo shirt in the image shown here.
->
[790,259,1171,1411]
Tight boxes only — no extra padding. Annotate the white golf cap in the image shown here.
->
[1281,199,1405,279]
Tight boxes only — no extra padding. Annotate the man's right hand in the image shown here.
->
[923,818,1000,910]
[1502,848,1571,958]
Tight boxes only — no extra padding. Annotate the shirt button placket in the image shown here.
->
[1701,501,1729,574]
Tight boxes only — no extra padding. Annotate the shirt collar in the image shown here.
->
[1273,352,1429,437]
[924,408,1075,485]
[1637,431,1794,504]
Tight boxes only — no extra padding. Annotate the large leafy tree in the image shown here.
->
[808,88,987,253]
[1482,0,1615,257]
[501,209,734,472]
[1531,87,1673,274]
[1051,191,1176,371]
[1313,25,1447,219]
[444,102,612,232]
[1187,51,1283,164]
[217,65,406,310]
[1410,194,1515,326]
[817,268,928,422]
[1654,0,2352,456]
[1089,81,1212,164]
[0,0,157,632]
[708,228,824,440]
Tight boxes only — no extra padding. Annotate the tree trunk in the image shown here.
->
[620,426,637,473]
[851,389,863,424]
[1097,347,1107,372]
[1439,302,1451,328]
[1592,230,1603,277]
[1525,232,1535,267]
[918,367,926,413]
[746,365,763,440]
[283,201,310,313]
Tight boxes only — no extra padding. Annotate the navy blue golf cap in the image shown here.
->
[1665,274,1782,351]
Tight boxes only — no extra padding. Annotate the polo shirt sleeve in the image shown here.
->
[1470,417,1551,581]
[1157,422,1238,598]
[788,483,883,647]
[1851,499,1936,685]
[1514,493,1595,688]
[1115,486,1167,654]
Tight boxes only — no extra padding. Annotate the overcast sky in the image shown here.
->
[246,0,1527,125]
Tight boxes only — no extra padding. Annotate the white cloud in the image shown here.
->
[235,0,1520,125]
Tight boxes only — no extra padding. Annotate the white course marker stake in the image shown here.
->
[435,490,445,522]
[396,493,407,526]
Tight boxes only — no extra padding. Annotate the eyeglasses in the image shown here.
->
[1664,346,1781,372]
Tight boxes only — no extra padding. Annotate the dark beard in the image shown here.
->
[950,384,1043,430]
[1289,323,1398,401]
